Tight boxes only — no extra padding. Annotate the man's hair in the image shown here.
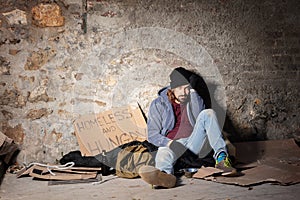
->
[167,89,176,102]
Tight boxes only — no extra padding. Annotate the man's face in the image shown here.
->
[172,84,190,104]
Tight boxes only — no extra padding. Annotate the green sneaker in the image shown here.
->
[215,157,237,176]
[139,165,177,188]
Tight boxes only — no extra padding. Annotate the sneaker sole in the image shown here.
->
[221,169,238,177]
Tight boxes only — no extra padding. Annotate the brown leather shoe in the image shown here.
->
[139,165,176,188]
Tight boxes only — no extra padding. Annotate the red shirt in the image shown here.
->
[167,101,193,140]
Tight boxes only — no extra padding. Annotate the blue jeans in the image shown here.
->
[155,109,227,174]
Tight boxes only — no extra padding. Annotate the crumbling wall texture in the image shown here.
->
[0,0,299,163]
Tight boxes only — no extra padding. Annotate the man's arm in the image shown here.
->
[147,100,171,147]
[190,89,205,111]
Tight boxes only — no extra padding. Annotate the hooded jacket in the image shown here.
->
[147,86,205,147]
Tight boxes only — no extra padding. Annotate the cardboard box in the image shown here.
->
[74,106,147,156]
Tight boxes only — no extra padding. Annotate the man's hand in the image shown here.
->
[168,140,187,159]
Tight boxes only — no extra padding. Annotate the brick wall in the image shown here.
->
[0,0,299,163]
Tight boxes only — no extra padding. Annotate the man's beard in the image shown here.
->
[177,95,189,103]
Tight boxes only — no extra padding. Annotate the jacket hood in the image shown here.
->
[158,86,169,96]
[157,86,170,102]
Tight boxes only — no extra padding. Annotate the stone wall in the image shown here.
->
[0,0,299,164]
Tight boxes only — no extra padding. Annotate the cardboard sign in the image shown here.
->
[74,106,147,156]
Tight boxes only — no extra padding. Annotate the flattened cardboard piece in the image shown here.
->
[17,164,101,180]
[17,164,50,178]
[193,167,223,179]
[74,106,147,156]
[47,169,98,174]
[212,161,299,186]
[48,175,101,185]
[194,139,300,186]
[16,164,46,178]
[29,170,97,180]
[64,167,102,171]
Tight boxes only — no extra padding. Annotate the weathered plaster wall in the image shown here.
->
[0,0,299,164]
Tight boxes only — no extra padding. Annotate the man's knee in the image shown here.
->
[199,109,216,118]
[155,147,174,163]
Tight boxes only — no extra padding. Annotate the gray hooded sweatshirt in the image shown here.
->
[147,86,205,147]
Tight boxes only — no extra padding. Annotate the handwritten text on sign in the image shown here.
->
[74,106,147,156]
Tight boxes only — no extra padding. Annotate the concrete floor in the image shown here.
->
[0,173,299,200]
